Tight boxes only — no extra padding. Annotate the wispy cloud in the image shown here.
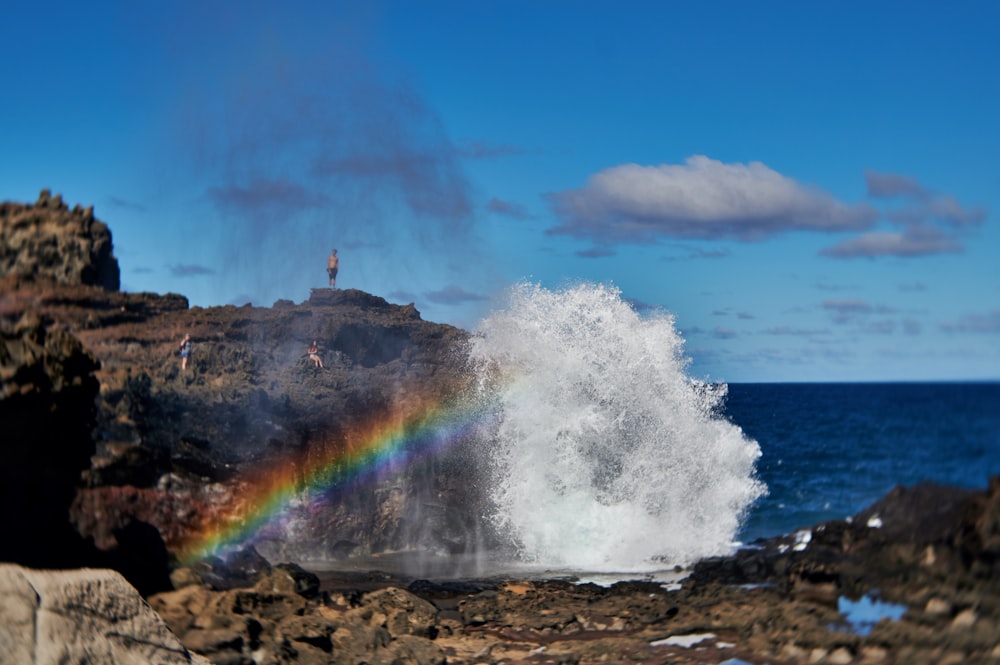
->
[865,170,986,227]
[822,299,895,324]
[487,197,532,220]
[940,310,1000,334]
[713,326,739,340]
[169,263,215,277]
[107,196,146,212]
[547,155,877,244]
[660,243,731,261]
[865,171,925,198]
[576,246,616,258]
[424,284,488,305]
[824,170,988,258]
[864,320,896,335]
[456,139,530,159]
[821,226,962,258]
[813,280,857,292]
[762,325,829,337]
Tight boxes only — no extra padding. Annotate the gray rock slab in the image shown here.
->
[0,564,209,665]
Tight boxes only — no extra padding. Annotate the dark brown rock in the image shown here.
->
[1,189,120,290]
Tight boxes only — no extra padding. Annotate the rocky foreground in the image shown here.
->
[2,192,999,664]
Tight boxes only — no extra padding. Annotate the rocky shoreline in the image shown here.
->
[135,474,1000,665]
[2,192,999,664]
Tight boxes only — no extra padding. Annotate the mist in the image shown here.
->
[152,3,493,319]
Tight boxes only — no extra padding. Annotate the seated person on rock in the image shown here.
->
[308,340,323,368]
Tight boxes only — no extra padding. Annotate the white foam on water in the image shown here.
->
[467,282,766,571]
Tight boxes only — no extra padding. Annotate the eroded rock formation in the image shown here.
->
[0,189,119,290]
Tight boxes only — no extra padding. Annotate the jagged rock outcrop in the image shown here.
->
[0,564,209,664]
[0,189,119,290]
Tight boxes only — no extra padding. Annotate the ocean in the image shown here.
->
[725,381,1000,543]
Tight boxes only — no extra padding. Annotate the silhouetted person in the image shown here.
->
[327,249,339,288]
[308,340,323,368]
[179,334,191,370]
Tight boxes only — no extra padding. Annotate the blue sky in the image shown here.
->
[3,1,998,382]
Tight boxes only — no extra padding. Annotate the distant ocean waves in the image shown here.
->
[724,382,1000,542]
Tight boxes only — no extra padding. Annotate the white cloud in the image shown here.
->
[548,155,877,243]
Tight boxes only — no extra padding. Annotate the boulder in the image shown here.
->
[0,564,208,664]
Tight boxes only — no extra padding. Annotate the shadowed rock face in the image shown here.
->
[0,312,99,568]
[0,189,119,290]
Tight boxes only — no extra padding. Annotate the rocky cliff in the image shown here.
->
[1,191,482,591]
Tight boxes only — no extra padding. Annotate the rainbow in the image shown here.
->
[176,393,486,563]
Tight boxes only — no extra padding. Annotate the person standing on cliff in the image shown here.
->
[179,333,191,371]
[327,249,339,288]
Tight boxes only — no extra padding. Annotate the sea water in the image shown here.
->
[466,282,766,570]
[727,381,1000,542]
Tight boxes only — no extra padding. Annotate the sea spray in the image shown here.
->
[467,282,766,570]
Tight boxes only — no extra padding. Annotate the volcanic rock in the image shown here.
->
[0,189,119,290]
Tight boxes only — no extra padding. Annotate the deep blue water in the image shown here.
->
[723,382,1000,542]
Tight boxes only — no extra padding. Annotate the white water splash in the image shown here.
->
[467,282,765,570]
